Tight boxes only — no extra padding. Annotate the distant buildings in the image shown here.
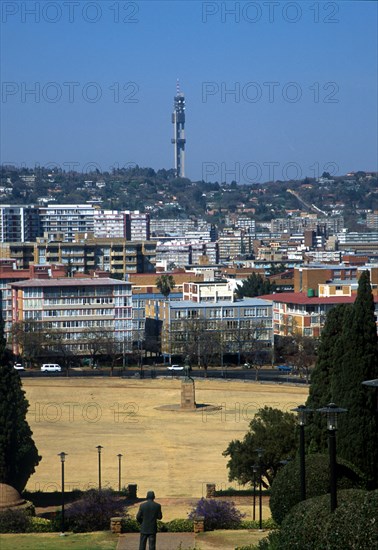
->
[0,237,157,275]
[0,205,150,243]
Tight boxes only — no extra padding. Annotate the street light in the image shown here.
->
[291,405,312,501]
[252,463,258,521]
[317,403,347,512]
[58,452,67,535]
[117,454,123,492]
[96,445,103,490]
[255,448,264,530]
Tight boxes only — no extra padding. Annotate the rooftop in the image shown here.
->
[168,297,272,309]
[11,277,130,288]
[259,292,371,305]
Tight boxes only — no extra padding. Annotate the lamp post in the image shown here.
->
[317,403,347,512]
[255,448,264,530]
[96,445,103,490]
[58,452,67,535]
[117,454,123,492]
[291,405,312,501]
[252,463,258,521]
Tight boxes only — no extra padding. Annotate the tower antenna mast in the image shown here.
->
[171,80,186,177]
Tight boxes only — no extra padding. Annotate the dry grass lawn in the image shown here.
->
[23,378,308,506]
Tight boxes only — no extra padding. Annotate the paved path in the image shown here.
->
[117,532,196,549]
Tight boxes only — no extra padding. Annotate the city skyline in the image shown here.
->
[1,1,377,182]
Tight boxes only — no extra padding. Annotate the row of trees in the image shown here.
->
[11,320,126,372]
[167,317,271,374]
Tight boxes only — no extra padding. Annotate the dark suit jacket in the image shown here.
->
[136,499,162,534]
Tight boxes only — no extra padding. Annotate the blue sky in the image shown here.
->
[1,1,377,182]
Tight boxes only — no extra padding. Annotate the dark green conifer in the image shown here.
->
[306,304,350,452]
[331,271,378,487]
[306,271,378,488]
[0,364,41,492]
[0,306,6,363]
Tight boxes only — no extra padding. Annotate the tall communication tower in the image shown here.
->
[171,80,186,178]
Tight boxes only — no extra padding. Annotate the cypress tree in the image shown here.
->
[331,271,378,487]
[306,304,351,452]
[0,364,41,492]
[0,302,6,363]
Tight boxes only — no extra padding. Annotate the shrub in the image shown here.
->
[216,488,270,497]
[255,531,281,550]
[276,488,378,550]
[269,453,365,524]
[239,518,278,530]
[157,519,167,532]
[188,498,244,530]
[121,516,140,532]
[165,518,194,532]
[0,509,29,533]
[65,489,126,532]
[27,517,53,532]
[235,531,282,550]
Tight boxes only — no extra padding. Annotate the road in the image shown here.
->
[19,366,308,385]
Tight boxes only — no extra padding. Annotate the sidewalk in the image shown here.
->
[117,532,196,549]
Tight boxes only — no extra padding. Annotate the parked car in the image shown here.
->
[41,363,61,372]
[167,364,184,371]
[13,363,25,371]
[276,364,293,373]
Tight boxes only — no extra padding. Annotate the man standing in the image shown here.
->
[136,490,162,550]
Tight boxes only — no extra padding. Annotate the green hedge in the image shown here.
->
[164,518,194,532]
[269,453,365,524]
[239,518,278,530]
[121,516,140,532]
[277,489,378,550]
[0,509,30,533]
[27,517,53,532]
[0,510,54,533]
[215,489,271,497]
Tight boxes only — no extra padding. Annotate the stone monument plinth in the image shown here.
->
[181,379,196,410]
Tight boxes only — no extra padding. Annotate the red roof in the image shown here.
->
[258,292,374,306]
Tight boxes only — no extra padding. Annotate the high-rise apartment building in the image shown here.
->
[0,205,41,242]
[39,204,96,241]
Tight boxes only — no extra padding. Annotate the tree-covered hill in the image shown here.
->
[1,165,377,229]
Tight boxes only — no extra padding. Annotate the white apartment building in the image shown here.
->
[0,205,41,243]
[182,281,234,302]
[10,277,133,357]
[94,210,126,238]
[126,211,150,241]
[39,204,96,242]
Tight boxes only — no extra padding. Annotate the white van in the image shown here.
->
[41,363,61,372]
